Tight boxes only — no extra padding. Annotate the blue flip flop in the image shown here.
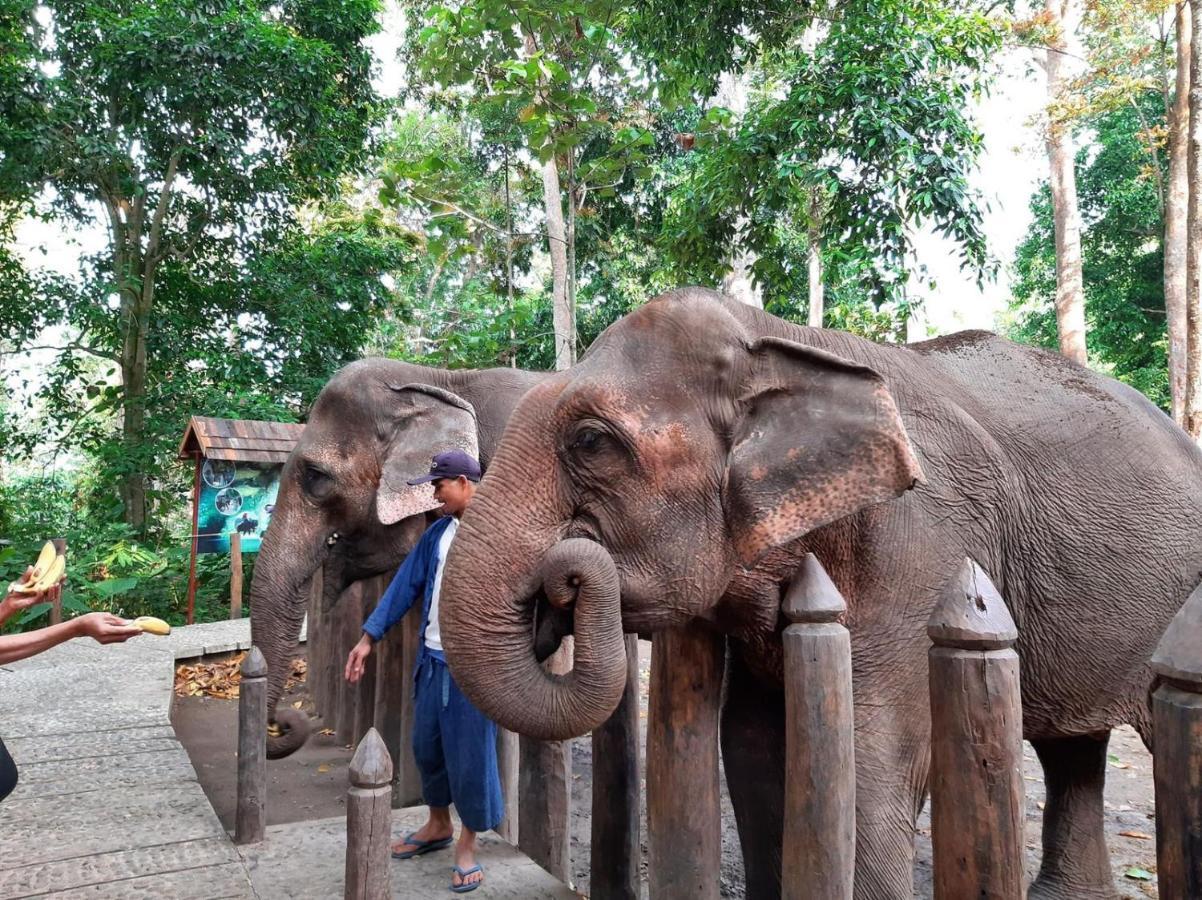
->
[391,831,453,859]
[450,863,484,893]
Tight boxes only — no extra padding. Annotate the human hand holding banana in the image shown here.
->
[2,542,66,624]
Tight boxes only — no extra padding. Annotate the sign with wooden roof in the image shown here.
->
[177,416,304,465]
[178,416,305,621]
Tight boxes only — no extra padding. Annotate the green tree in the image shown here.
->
[405,0,659,367]
[0,0,384,528]
[649,0,1002,309]
[1007,94,1170,408]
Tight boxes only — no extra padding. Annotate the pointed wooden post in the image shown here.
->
[589,633,642,900]
[1151,579,1202,898]
[235,646,268,844]
[927,559,1025,900]
[647,626,724,900]
[345,728,393,900]
[781,554,854,900]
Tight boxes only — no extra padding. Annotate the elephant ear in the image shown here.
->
[376,383,479,526]
[724,337,923,566]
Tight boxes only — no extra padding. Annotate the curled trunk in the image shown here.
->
[248,499,318,759]
[442,535,627,741]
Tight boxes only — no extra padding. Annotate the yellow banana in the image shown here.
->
[29,542,56,583]
[132,616,171,635]
[31,554,65,593]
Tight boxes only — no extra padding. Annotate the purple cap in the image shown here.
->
[406,449,482,485]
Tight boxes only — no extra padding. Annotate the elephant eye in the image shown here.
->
[572,427,605,454]
[301,463,334,500]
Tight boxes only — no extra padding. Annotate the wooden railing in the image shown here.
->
[240,562,1202,900]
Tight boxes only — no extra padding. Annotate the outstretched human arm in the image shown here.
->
[0,613,142,666]
[345,526,438,683]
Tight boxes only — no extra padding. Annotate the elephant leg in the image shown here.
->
[850,753,924,900]
[721,653,785,900]
[847,671,929,900]
[1029,732,1118,900]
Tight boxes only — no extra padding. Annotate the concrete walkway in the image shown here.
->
[0,618,576,899]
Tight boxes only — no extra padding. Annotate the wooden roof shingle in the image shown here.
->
[178,416,304,464]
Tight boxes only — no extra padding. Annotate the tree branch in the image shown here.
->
[145,146,184,268]
[20,343,121,364]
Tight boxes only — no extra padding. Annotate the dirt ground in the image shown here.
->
[171,649,354,829]
[172,643,1160,898]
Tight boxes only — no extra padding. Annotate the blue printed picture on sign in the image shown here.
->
[197,460,281,554]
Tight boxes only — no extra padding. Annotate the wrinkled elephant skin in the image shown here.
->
[440,287,1202,899]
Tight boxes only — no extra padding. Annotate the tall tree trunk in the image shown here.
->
[566,156,578,362]
[715,71,763,309]
[524,32,573,371]
[505,147,517,368]
[1045,0,1089,365]
[807,191,824,328]
[540,156,572,371]
[1168,2,1191,425]
[1185,0,1202,439]
[120,289,150,530]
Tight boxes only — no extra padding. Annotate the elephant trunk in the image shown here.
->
[442,532,628,741]
[248,492,317,759]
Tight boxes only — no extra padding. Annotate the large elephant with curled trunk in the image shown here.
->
[440,287,1202,899]
[247,358,544,759]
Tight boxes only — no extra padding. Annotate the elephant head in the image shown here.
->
[440,288,923,740]
[249,359,478,758]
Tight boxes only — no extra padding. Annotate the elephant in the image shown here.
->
[247,358,545,759]
[438,287,1202,899]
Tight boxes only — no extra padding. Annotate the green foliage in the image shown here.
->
[656,0,1002,304]
[0,0,389,530]
[1006,93,1169,409]
[0,473,251,632]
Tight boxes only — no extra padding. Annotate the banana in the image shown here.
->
[132,616,171,636]
[31,554,65,593]
[29,542,56,583]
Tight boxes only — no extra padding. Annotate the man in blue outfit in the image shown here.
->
[345,449,500,894]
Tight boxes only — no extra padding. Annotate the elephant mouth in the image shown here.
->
[532,587,574,662]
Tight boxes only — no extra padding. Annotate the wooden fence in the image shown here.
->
[241,558,1202,900]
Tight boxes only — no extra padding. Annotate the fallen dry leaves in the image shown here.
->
[174,653,307,700]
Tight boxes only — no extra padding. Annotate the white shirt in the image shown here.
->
[424,517,459,652]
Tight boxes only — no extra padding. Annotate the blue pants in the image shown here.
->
[413,655,503,833]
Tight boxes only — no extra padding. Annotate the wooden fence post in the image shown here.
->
[235,646,268,844]
[519,636,573,883]
[1151,579,1202,898]
[927,558,1024,900]
[495,728,520,844]
[336,582,366,746]
[230,532,243,620]
[394,607,424,806]
[589,633,642,900]
[781,554,855,900]
[345,727,393,900]
[50,538,66,626]
[647,626,724,900]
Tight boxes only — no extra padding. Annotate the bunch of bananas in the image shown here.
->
[8,542,65,596]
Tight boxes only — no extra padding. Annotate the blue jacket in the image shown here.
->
[362,515,456,672]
